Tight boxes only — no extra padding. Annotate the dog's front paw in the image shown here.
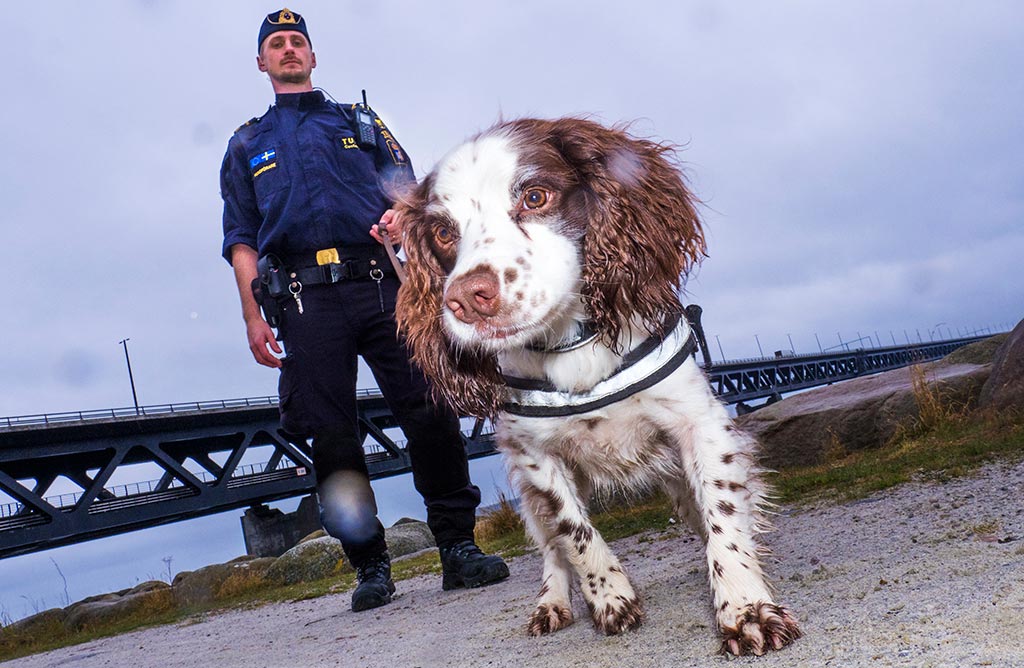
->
[527,602,574,636]
[588,595,644,635]
[719,602,801,656]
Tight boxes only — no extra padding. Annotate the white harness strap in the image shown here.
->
[501,314,697,418]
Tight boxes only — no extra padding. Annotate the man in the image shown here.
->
[220,8,508,612]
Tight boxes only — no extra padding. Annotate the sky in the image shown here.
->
[2,0,1023,621]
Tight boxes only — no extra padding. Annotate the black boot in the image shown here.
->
[351,552,395,612]
[439,540,510,591]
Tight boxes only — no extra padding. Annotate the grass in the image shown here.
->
[772,363,1023,504]
[3,364,1023,661]
[772,411,1024,504]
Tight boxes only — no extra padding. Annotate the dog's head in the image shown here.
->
[396,118,705,416]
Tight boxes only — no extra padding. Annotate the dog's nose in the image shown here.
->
[445,267,501,323]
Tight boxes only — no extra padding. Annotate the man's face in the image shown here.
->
[257,30,316,86]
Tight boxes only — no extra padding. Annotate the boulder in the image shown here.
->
[979,319,1024,412]
[737,339,999,468]
[384,518,435,558]
[4,607,66,637]
[172,562,254,608]
[262,518,435,586]
[297,529,327,544]
[127,580,172,596]
[264,536,347,586]
[64,585,173,631]
[215,557,277,599]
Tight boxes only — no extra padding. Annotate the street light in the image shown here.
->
[119,338,140,415]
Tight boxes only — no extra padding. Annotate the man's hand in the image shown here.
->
[370,208,404,246]
[230,243,284,369]
[246,316,283,368]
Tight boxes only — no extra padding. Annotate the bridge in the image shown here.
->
[0,334,991,558]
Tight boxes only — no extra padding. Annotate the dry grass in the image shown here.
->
[908,363,972,432]
[475,491,525,542]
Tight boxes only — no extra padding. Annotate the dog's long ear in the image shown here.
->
[395,179,505,418]
[549,119,706,347]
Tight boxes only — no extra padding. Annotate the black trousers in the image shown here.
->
[277,272,480,567]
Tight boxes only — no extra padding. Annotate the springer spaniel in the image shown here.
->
[394,118,800,656]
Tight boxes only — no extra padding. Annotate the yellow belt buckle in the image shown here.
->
[316,248,340,265]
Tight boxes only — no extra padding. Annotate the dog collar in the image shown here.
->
[526,320,599,354]
[501,312,696,418]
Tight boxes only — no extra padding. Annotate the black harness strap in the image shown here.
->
[501,310,700,418]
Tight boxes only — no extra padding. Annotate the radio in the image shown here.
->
[354,89,376,149]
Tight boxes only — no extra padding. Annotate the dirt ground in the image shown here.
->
[7,459,1024,668]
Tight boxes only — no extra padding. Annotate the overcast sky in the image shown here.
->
[2,0,1022,621]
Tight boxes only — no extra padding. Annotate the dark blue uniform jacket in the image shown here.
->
[220,90,414,263]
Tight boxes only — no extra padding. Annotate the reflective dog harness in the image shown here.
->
[501,312,698,418]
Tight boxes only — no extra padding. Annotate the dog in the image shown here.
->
[394,118,800,656]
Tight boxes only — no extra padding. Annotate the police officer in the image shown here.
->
[220,8,508,612]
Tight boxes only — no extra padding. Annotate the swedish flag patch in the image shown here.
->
[249,149,278,178]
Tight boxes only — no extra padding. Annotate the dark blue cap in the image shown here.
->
[258,8,311,53]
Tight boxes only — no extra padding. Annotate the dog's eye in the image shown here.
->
[433,224,455,246]
[522,188,549,210]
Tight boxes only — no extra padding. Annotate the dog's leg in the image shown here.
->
[667,472,706,539]
[665,395,801,655]
[505,441,643,636]
[512,469,576,635]
[503,440,575,635]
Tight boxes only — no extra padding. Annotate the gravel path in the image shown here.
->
[8,459,1024,668]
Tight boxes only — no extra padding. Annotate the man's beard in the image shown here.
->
[276,68,309,84]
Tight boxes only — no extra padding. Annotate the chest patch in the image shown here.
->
[249,149,278,178]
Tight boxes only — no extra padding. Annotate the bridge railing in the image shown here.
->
[0,389,382,430]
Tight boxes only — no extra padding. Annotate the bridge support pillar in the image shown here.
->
[240,495,322,558]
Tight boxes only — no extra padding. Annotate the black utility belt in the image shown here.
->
[288,256,395,288]
[257,251,395,300]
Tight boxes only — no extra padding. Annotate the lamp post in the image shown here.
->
[119,338,140,415]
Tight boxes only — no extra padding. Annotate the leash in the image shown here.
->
[378,225,408,283]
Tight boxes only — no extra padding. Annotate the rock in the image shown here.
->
[297,529,327,544]
[261,519,435,586]
[264,536,347,586]
[979,320,1024,412]
[172,563,246,608]
[64,586,173,632]
[392,516,423,526]
[943,333,1009,365]
[384,519,435,558]
[216,557,277,598]
[127,580,172,596]
[4,607,66,637]
[737,338,998,468]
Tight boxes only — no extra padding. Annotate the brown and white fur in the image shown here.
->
[395,118,800,656]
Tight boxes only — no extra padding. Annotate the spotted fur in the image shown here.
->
[395,118,800,656]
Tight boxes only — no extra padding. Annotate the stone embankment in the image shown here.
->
[5,519,437,636]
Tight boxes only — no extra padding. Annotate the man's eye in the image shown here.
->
[522,188,549,210]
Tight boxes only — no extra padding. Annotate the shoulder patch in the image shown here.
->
[234,113,267,134]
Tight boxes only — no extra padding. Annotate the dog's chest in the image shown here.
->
[496,396,682,487]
